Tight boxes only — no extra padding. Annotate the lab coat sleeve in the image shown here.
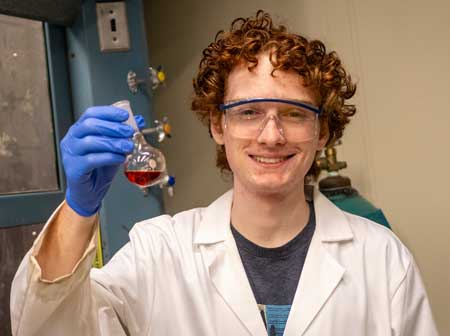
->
[10,203,153,336]
[390,257,439,336]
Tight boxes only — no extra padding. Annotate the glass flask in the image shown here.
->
[112,100,167,188]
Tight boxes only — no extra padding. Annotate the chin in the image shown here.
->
[244,175,301,196]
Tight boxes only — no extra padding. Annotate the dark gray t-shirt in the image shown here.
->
[231,201,315,336]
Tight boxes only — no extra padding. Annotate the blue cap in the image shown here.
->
[168,175,176,186]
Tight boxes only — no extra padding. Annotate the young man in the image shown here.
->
[11,11,438,336]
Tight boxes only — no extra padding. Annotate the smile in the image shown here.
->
[250,154,295,164]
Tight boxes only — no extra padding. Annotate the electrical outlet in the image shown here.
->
[96,2,130,52]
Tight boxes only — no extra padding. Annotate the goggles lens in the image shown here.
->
[220,98,320,142]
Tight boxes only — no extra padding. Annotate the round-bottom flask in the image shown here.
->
[112,100,167,188]
[124,132,167,187]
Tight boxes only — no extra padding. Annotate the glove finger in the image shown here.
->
[63,151,126,180]
[69,135,134,156]
[135,115,146,130]
[78,106,129,123]
[71,118,135,138]
[80,152,127,173]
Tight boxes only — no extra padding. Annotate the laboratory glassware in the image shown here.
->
[112,100,170,189]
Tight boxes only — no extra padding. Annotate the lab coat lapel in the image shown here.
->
[283,232,345,335]
[195,190,267,336]
[284,190,353,336]
[204,239,267,336]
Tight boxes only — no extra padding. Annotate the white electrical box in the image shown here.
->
[96,2,130,52]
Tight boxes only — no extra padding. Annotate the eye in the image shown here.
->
[233,108,263,120]
[281,109,311,122]
[242,109,257,116]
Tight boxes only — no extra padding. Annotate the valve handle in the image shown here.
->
[141,117,171,142]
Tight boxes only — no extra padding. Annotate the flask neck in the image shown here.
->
[133,132,145,141]
[132,132,148,148]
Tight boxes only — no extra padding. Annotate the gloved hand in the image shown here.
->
[61,106,145,217]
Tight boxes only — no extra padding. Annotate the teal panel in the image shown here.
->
[65,0,163,261]
[328,193,391,229]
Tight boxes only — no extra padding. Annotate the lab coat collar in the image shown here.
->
[194,188,354,336]
[313,187,354,242]
[193,189,234,245]
[193,187,354,245]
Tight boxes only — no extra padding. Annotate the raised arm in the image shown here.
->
[10,106,147,336]
[36,106,138,280]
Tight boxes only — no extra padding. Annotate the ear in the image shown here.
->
[210,114,225,145]
[317,123,329,150]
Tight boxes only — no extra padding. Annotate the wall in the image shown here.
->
[67,0,163,260]
[144,0,450,334]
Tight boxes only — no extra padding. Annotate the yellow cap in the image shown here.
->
[157,71,166,82]
[163,123,171,135]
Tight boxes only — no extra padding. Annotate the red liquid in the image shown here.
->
[125,170,162,186]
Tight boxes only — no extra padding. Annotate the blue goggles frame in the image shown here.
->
[219,98,322,115]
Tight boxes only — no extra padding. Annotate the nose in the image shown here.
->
[256,115,287,145]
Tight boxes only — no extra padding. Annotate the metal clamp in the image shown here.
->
[140,174,175,197]
[141,117,171,142]
[127,66,166,94]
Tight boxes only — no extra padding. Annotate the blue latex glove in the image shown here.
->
[61,106,145,216]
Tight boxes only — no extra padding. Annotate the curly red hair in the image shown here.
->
[192,10,356,179]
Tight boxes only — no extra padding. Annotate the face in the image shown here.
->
[211,53,328,197]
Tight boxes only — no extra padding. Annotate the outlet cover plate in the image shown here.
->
[96,2,130,52]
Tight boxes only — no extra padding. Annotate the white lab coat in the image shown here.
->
[11,189,439,336]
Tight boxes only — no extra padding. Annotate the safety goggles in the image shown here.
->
[219,98,321,142]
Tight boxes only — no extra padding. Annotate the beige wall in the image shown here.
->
[144,0,450,333]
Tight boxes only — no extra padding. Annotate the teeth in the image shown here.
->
[252,156,288,164]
